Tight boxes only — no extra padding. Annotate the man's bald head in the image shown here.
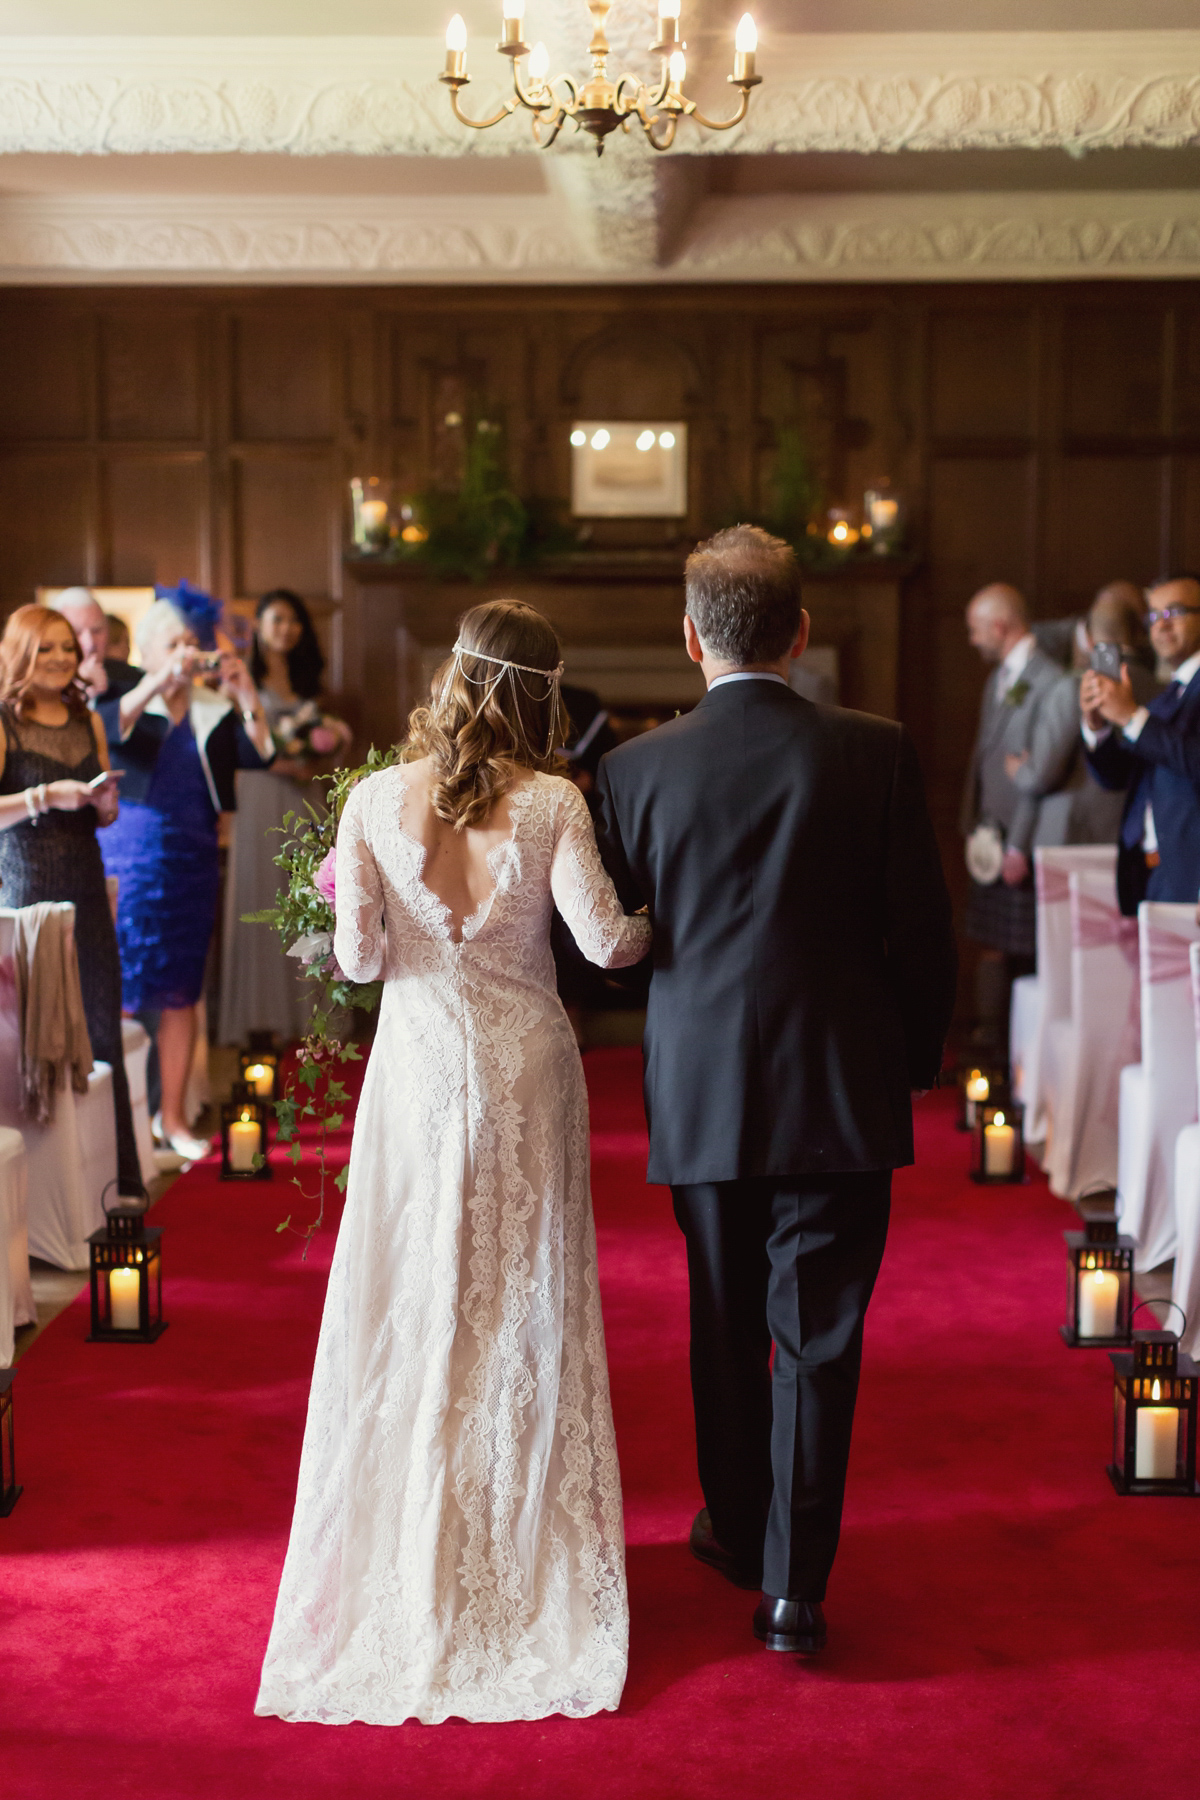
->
[966,583,1029,664]
[1089,581,1147,652]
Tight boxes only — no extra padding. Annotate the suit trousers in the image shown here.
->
[671,1171,891,1603]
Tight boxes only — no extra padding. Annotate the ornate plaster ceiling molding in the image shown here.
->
[1,190,1199,283]
[1,32,1200,157]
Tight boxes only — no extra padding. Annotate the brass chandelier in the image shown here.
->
[440,0,761,154]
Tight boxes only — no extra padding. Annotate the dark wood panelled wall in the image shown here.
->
[1,281,1198,861]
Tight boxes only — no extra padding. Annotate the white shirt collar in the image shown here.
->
[1170,649,1200,688]
[708,671,790,691]
[999,634,1036,686]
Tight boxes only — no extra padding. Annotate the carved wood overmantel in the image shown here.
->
[341,552,911,754]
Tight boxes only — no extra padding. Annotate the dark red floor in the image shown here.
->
[3,1052,1198,1798]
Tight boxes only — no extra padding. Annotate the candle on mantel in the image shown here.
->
[109,1265,140,1332]
[984,1109,1016,1177]
[229,1111,262,1173]
[965,1069,989,1127]
[359,499,389,540]
[244,1061,274,1100]
[1077,1262,1119,1338]
[1135,1379,1179,1480]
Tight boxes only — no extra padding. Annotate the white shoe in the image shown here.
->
[166,1128,213,1163]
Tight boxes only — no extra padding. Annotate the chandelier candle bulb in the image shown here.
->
[529,41,549,83]
[445,13,467,78]
[1135,1381,1180,1480]
[109,1265,140,1332]
[734,13,757,81]
[668,49,686,93]
[500,0,525,52]
[656,0,681,48]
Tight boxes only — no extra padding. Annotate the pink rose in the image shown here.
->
[309,724,338,755]
[313,847,337,910]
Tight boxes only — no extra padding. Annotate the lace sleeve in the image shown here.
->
[550,780,651,970]
[334,779,385,982]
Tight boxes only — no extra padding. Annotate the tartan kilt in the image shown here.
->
[964,875,1037,958]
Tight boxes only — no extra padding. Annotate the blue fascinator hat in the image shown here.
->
[155,579,222,651]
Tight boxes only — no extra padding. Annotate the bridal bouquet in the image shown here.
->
[245,744,404,1250]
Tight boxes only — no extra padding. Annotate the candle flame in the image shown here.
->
[1086,1254,1096,1269]
[1152,1379,1162,1402]
[1093,1268,1105,1285]
[240,1110,251,1123]
[446,13,467,51]
[994,1111,1005,1128]
[735,12,757,52]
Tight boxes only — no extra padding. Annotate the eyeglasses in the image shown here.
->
[1145,604,1200,625]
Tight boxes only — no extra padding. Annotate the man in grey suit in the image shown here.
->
[961,583,1062,1061]
[1008,584,1159,850]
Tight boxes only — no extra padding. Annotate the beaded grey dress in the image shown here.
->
[0,703,143,1197]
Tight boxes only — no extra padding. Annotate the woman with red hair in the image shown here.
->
[0,604,142,1201]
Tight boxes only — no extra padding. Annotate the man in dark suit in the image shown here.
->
[50,586,139,706]
[594,525,956,1656]
[1082,572,1200,916]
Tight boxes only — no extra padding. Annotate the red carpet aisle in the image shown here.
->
[3,1052,1199,1799]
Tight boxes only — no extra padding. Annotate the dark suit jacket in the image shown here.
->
[1085,665,1200,915]
[594,679,957,1185]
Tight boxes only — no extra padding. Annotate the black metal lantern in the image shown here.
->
[238,1031,278,1103]
[87,1207,167,1343]
[1062,1212,1134,1347]
[0,1367,20,1515]
[1109,1318,1199,1496]
[970,1099,1026,1184]
[958,1063,1000,1132]
[220,1082,271,1182]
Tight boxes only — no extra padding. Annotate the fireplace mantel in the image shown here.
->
[340,552,914,754]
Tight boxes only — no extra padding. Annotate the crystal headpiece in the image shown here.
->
[452,641,564,682]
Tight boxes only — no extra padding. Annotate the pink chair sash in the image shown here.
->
[1037,864,1072,908]
[1073,893,1139,965]
[1142,924,1198,987]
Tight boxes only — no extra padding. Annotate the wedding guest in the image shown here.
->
[0,605,143,1197]
[1006,584,1160,849]
[50,586,139,707]
[99,597,273,1160]
[960,583,1061,1064]
[1082,571,1200,915]
[104,613,132,664]
[218,589,351,1046]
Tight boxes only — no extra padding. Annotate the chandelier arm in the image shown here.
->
[447,85,519,131]
[531,111,567,148]
[687,89,751,133]
[640,111,678,151]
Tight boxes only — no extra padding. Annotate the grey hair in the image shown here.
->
[50,586,99,616]
[135,598,189,660]
[684,524,802,666]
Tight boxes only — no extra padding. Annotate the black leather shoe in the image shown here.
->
[753,1596,827,1655]
[688,1509,762,1590]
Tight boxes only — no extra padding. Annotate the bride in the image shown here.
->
[256,600,651,1727]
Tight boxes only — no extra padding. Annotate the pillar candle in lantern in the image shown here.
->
[1078,1264,1120,1339]
[984,1110,1016,1177]
[359,499,389,537]
[109,1265,140,1331]
[229,1113,263,1173]
[243,1061,274,1100]
[1135,1380,1179,1480]
[965,1069,989,1127]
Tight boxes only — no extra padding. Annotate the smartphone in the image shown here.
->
[87,769,124,789]
[1090,641,1124,680]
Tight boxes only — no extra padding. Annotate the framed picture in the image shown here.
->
[570,422,687,518]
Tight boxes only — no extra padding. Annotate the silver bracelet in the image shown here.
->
[23,787,38,823]
[36,783,48,815]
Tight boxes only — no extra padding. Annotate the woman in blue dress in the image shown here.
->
[99,597,273,1161]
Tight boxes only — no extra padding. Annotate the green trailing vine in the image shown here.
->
[243,745,405,1254]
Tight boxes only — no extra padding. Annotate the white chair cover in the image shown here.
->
[1043,866,1140,1199]
[0,908,115,1270]
[1013,845,1118,1145]
[0,1125,34,1367]
[1116,902,1200,1271]
[1170,941,1200,1360]
[121,1016,158,1190]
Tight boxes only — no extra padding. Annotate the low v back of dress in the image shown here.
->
[256,766,650,1727]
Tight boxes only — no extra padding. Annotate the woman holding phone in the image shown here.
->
[0,604,143,1200]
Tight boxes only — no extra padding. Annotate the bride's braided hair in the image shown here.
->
[404,600,570,831]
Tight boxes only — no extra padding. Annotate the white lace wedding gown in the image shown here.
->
[255,767,650,1727]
